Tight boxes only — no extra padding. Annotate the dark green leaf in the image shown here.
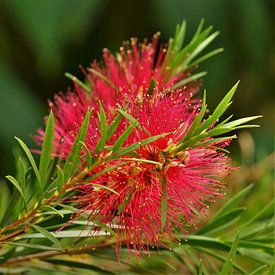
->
[5,175,27,210]
[28,224,63,250]
[106,109,124,141]
[15,137,42,191]
[220,232,239,274]
[238,248,273,265]
[39,111,54,187]
[196,208,245,235]
[111,124,136,153]
[63,110,91,180]
[215,184,254,218]
[240,199,275,228]
[40,205,65,218]
[183,235,231,251]
[0,182,10,223]
[79,141,92,168]
[94,103,107,152]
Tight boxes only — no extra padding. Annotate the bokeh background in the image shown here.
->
[0,0,274,180]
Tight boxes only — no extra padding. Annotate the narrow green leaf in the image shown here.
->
[63,110,91,180]
[240,199,274,228]
[89,68,116,89]
[163,21,186,69]
[240,223,275,240]
[0,182,10,223]
[215,184,254,218]
[183,235,231,251]
[192,135,236,148]
[220,232,239,275]
[114,132,170,158]
[95,102,107,152]
[171,71,207,90]
[117,109,142,130]
[40,205,65,218]
[79,141,92,168]
[4,241,60,251]
[28,224,63,250]
[171,25,213,69]
[221,115,262,129]
[15,137,41,190]
[237,241,274,254]
[196,208,245,235]
[172,20,186,53]
[23,230,110,239]
[178,90,207,144]
[111,124,136,153]
[198,259,203,275]
[65,72,91,92]
[198,81,239,132]
[195,247,246,274]
[188,48,224,68]
[191,19,205,42]
[90,183,119,195]
[88,162,128,181]
[106,108,125,141]
[250,265,267,275]
[40,209,73,216]
[264,261,274,274]
[238,248,273,265]
[161,177,168,230]
[181,31,220,69]
[198,259,209,275]
[55,165,65,192]
[119,157,161,165]
[39,111,54,187]
[5,175,27,210]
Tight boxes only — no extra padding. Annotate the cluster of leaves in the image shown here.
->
[0,21,273,274]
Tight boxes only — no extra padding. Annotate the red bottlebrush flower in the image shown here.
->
[35,33,200,157]
[35,25,240,257]
[72,91,232,256]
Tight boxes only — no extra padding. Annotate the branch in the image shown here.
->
[2,241,115,267]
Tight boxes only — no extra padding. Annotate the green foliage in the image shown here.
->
[0,19,273,275]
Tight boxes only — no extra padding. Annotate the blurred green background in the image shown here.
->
[0,0,274,178]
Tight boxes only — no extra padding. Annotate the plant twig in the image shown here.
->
[2,241,115,267]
